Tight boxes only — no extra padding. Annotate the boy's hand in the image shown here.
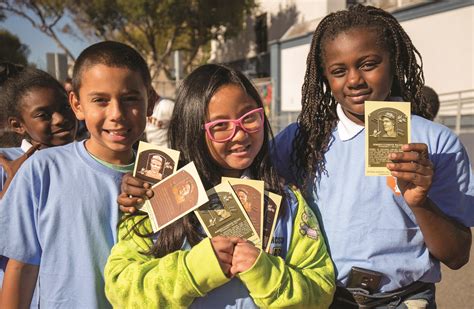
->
[0,145,39,199]
[117,173,153,213]
[230,241,261,276]
[386,143,434,209]
[210,236,242,278]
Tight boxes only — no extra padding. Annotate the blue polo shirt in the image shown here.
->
[273,104,474,292]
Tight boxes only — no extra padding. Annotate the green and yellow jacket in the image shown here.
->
[105,187,335,308]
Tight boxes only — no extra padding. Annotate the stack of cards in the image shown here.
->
[365,101,411,176]
[194,178,282,252]
[133,142,283,253]
[133,142,209,232]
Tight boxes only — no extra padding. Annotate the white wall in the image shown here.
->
[280,43,311,111]
[401,6,474,94]
[261,0,328,23]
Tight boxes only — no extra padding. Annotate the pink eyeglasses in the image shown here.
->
[204,107,264,142]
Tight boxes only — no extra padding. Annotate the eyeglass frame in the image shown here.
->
[204,107,265,142]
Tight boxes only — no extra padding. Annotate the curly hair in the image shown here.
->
[0,63,67,124]
[293,4,430,189]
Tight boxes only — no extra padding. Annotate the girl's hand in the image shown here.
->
[117,173,153,213]
[210,236,241,277]
[387,143,434,209]
[0,144,39,199]
[230,241,261,276]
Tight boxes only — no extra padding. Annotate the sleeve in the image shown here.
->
[0,159,42,265]
[104,216,230,308]
[237,189,335,308]
[428,128,474,226]
[271,123,299,184]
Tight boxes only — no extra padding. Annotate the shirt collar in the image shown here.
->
[336,104,364,141]
[20,139,33,153]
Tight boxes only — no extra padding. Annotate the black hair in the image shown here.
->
[72,41,151,96]
[421,86,440,120]
[128,64,282,257]
[293,4,430,189]
[0,62,67,125]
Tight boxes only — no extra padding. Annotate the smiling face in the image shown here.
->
[205,84,264,177]
[11,87,77,148]
[70,64,153,164]
[322,27,393,125]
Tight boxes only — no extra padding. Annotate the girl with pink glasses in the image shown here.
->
[105,64,335,308]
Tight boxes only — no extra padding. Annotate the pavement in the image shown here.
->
[435,228,474,308]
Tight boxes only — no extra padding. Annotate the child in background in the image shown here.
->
[0,64,77,196]
[273,4,473,308]
[107,64,335,308]
[0,63,77,306]
[0,41,155,308]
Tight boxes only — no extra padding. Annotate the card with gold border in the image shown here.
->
[221,177,265,245]
[194,181,261,247]
[365,101,411,176]
[133,141,180,185]
[262,191,282,253]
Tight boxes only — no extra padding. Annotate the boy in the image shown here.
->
[0,41,155,308]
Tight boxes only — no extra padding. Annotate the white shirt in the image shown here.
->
[145,98,175,147]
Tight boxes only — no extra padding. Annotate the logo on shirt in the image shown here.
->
[269,236,284,256]
[299,207,319,240]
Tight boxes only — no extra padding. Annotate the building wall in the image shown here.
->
[210,0,336,65]
[401,5,474,94]
[275,4,473,113]
[260,0,328,23]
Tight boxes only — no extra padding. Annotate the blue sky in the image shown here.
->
[1,13,92,69]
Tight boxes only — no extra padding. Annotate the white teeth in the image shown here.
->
[230,145,249,153]
[108,130,127,136]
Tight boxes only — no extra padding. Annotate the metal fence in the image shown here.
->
[267,89,474,136]
[436,89,474,135]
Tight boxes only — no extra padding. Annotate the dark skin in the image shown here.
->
[386,143,471,269]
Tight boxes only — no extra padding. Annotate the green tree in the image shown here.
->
[0,29,30,65]
[70,0,256,79]
[1,0,256,79]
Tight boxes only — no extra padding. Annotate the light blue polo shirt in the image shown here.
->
[272,104,474,292]
[0,141,126,308]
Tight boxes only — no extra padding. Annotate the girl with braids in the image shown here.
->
[273,4,473,308]
[106,64,335,308]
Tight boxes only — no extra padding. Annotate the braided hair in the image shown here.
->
[293,4,430,189]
